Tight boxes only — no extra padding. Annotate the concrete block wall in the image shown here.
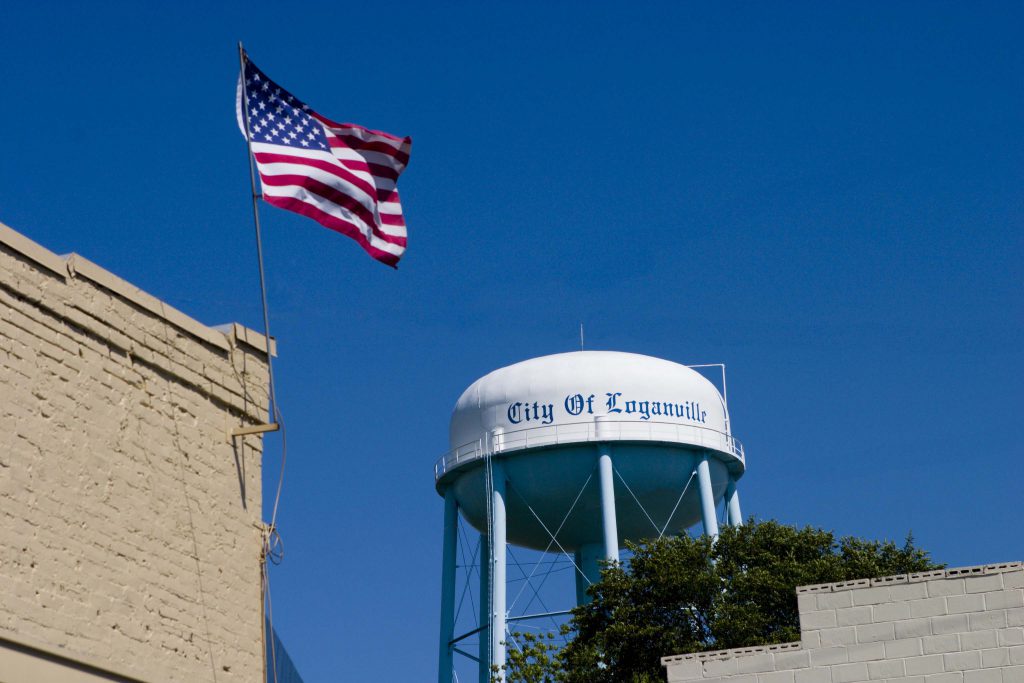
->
[662,562,1024,683]
[0,223,273,682]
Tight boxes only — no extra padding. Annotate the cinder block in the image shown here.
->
[922,672,963,683]
[856,622,894,643]
[773,650,811,670]
[929,579,967,598]
[946,564,994,578]
[703,656,738,677]
[1008,607,1024,627]
[757,671,795,683]
[980,647,1010,667]
[896,617,935,639]
[819,627,858,647]
[969,610,1008,632]
[912,597,951,618]
[985,590,1024,611]
[846,641,884,662]
[998,628,1024,647]
[885,637,923,659]
[794,668,831,683]
[809,647,848,667]
[872,574,909,587]
[963,670,1002,683]
[833,579,872,592]
[867,658,905,679]
[665,658,702,681]
[852,587,891,606]
[1001,665,1024,683]
[736,653,776,674]
[829,662,867,683]
[942,650,982,671]
[836,606,874,626]
[803,610,839,630]
[1007,644,1024,665]
[947,594,987,614]
[873,601,912,623]
[818,591,855,610]
[958,629,998,651]
[966,575,1005,594]
[802,631,822,649]
[922,633,961,655]
[799,593,818,612]
[932,614,971,635]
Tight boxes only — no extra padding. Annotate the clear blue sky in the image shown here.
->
[2,2,1021,681]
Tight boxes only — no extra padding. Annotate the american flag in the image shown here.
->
[236,55,411,267]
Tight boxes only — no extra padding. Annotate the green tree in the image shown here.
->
[498,520,940,683]
[496,631,563,683]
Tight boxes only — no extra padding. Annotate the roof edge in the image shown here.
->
[0,221,275,358]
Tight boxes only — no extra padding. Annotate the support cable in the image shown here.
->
[507,470,594,611]
[657,470,696,540]
[506,546,562,633]
[613,467,661,535]
[454,526,480,627]
[507,480,592,588]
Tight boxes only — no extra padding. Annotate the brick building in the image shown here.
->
[0,222,273,682]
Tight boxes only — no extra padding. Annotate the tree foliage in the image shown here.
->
[498,520,940,683]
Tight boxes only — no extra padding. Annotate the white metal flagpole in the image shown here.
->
[237,41,280,433]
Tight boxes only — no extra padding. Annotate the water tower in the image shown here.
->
[435,351,746,682]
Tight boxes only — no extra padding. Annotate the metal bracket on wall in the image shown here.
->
[230,423,280,438]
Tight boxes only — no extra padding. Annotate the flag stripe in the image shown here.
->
[262,184,407,252]
[259,174,407,247]
[332,138,411,166]
[266,196,401,267]
[258,173,379,235]
[254,152,378,202]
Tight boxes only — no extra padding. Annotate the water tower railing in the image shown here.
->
[435,420,744,481]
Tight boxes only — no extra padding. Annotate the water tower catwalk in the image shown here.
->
[434,351,746,682]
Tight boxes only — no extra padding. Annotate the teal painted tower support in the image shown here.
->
[438,489,458,683]
[478,531,490,683]
[724,476,743,527]
[597,446,619,564]
[696,454,719,539]
[574,543,604,605]
[571,444,620,606]
[486,461,508,682]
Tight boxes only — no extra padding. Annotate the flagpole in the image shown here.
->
[237,41,279,429]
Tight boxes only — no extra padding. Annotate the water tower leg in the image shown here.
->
[696,455,720,540]
[490,461,508,682]
[597,447,619,564]
[574,550,588,605]
[724,477,743,527]
[478,532,490,683]
[438,488,458,683]
[574,543,604,605]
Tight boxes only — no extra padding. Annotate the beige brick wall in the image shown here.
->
[663,563,1024,683]
[0,224,273,683]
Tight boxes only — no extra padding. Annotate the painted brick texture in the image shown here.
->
[663,563,1024,683]
[0,229,271,683]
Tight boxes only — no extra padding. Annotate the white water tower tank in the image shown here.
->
[435,351,746,683]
